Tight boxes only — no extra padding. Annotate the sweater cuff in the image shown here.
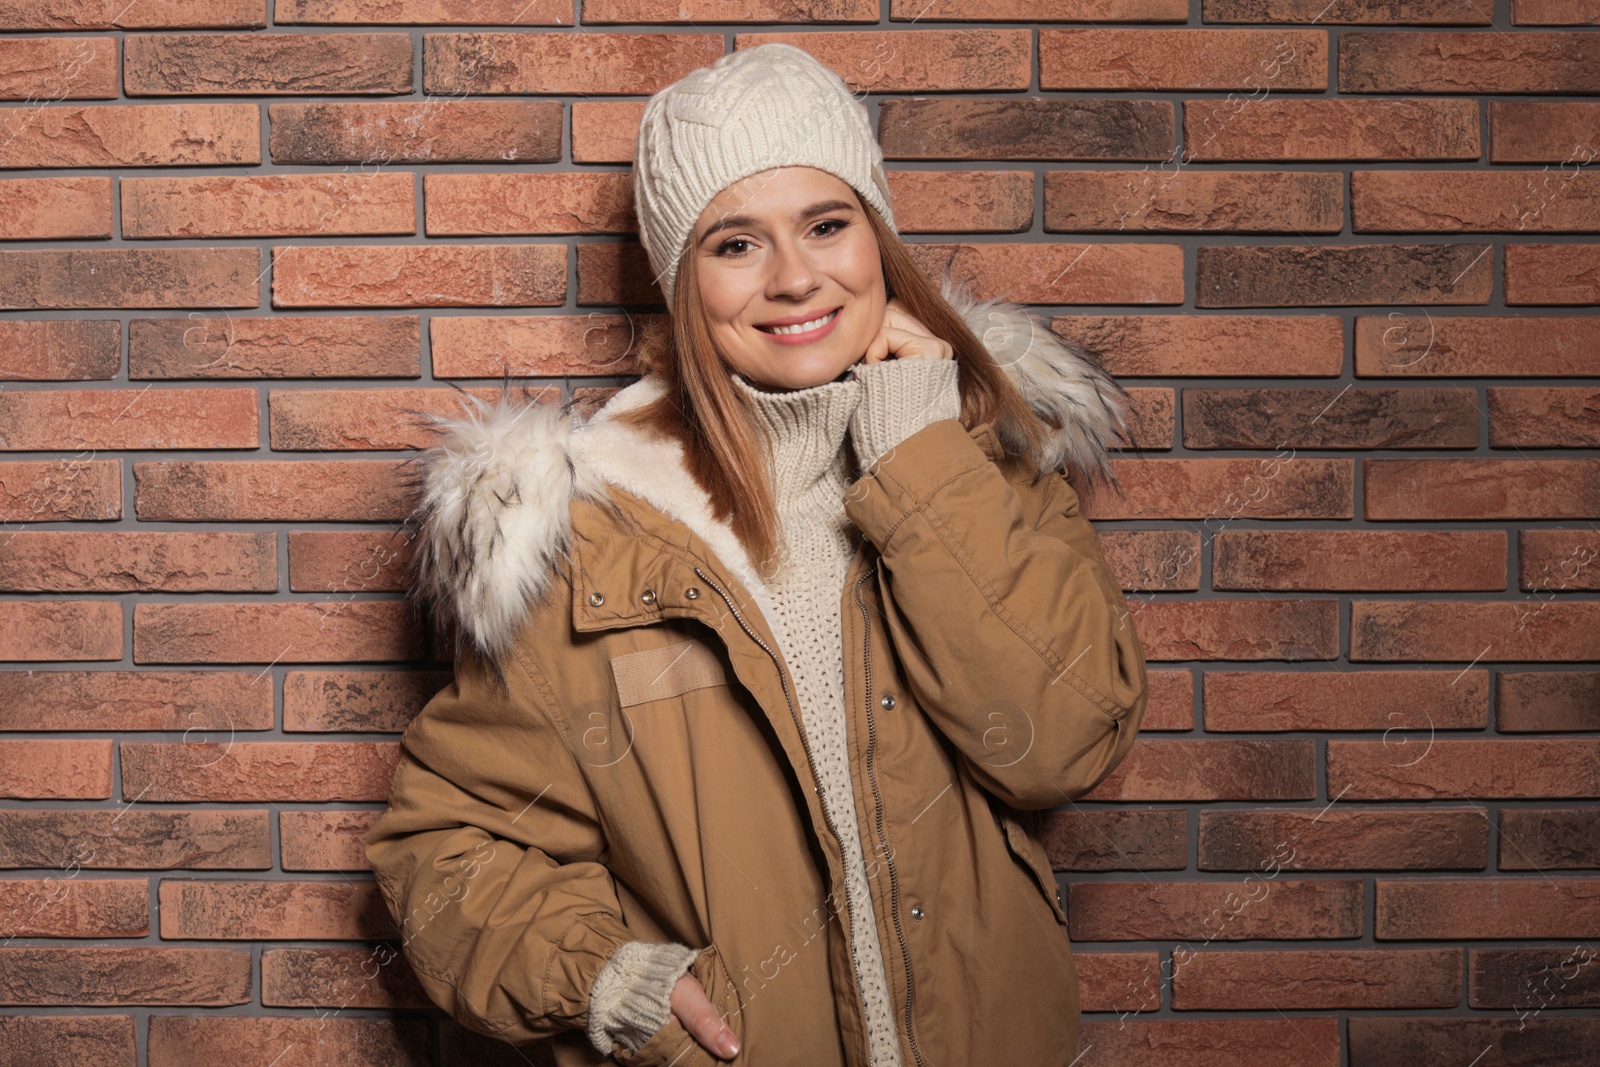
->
[848,357,962,473]
[586,939,701,1056]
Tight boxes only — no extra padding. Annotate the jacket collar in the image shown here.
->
[403,275,1133,668]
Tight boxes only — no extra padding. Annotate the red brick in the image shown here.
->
[1498,671,1600,732]
[1041,28,1326,90]
[1068,877,1363,940]
[592,0,877,18]
[269,385,554,450]
[0,1,265,29]
[1354,599,1600,661]
[0,600,122,661]
[1377,877,1600,939]
[1351,1016,1600,1065]
[425,171,632,235]
[895,0,1187,16]
[1056,314,1343,377]
[1330,739,1600,798]
[1101,529,1200,592]
[1045,169,1342,232]
[1506,243,1600,304]
[272,243,564,308]
[1044,808,1187,871]
[1365,459,1600,520]
[0,947,251,1005]
[159,878,392,939]
[283,668,451,735]
[1199,808,1489,871]
[1499,808,1600,870]
[0,248,260,310]
[130,313,420,379]
[1354,169,1600,232]
[287,530,415,595]
[262,945,430,1008]
[279,809,384,870]
[1138,668,1195,731]
[1123,599,1341,661]
[0,809,270,869]
[0,177,113,239]
[134,459,407,521]
[1203,0,1490,20]
[1470,947,1600,1009]
[0,388,259,450]
[0,319,120,379]
[1092,457,1353,520]
[1213,530,1506,592]
[424,31,722,94]
[0,531,276,593]
[0,670,271,731]
[879,97,1176,161]
[1197,242,1492,306]
[0,36,118,100]
[1173,948,1460,1009]
[1356,313,1600,376]
[738,30,1031,91]
[1073,951,1164,1014]
[912,241,1185,304]
[133,601,424,664]
[0,458,120,522]
[0,877,146,938]
[0,1014,135,1066]
[1490,386,1600,447]
[1341,31,1600,93]
[148,1016,427,1067]
[122,741,400,802]
[269,99,562,164]
[1087,739,1318,802]
[572,100,645,163]
[1204,667,1489,731]
[887,170,1034,233]
[277,0,569,20]
[0,739,113,799]
[1514,0,1597,19]
[1184,97,1478,161]
[1184,386,1478,449]
[124,173,415,238]
[1489,101,1600,162]
[0,103,260,168]
[430,313,648,377]
[124,32,413,96]
[1086,1018,1342,1065]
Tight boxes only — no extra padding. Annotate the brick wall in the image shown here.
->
[1,2,1597,1065]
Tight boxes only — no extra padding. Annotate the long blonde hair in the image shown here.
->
[613,198,1052,578]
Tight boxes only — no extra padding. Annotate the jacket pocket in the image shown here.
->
[999,810,1068,927]
[610,942,746,1066]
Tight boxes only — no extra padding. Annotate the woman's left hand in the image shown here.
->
[860,298,955,365]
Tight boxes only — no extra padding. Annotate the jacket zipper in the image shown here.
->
[854,564,926,1067]
[691,565,876,1056]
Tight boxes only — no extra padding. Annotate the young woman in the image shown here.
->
[366,42,1148,1067]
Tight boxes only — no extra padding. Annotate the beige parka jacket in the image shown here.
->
[364,280,1150,1067]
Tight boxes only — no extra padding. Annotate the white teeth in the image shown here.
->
[762,309,837,335]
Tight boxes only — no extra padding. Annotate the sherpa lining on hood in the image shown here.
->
[399,275,1133,669]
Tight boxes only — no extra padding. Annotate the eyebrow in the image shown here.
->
[696,199,858,245]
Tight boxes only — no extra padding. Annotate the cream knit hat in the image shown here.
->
[633,42,897,306]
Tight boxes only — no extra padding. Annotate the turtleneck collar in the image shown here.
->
[728,369,862,510]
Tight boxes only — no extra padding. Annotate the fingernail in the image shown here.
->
[715,1030,740,1058]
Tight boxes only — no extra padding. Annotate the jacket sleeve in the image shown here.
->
[841,415,1148,811]
[364,636,686,1048]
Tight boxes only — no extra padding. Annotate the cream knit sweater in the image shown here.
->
[587,356,962,1062]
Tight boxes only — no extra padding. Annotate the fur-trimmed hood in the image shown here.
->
[399,276,1133,668]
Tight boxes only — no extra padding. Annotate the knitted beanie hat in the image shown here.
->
[633,42,897,306]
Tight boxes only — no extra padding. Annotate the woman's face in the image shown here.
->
[691,166,887,392]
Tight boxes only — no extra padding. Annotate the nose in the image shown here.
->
[765,235,820,301]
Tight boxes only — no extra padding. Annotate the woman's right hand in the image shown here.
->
[670,970,742,1060]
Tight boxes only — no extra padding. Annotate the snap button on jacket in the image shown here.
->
[366,290,1150,1067]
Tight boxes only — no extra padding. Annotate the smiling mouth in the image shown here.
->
[755,308,840,335]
